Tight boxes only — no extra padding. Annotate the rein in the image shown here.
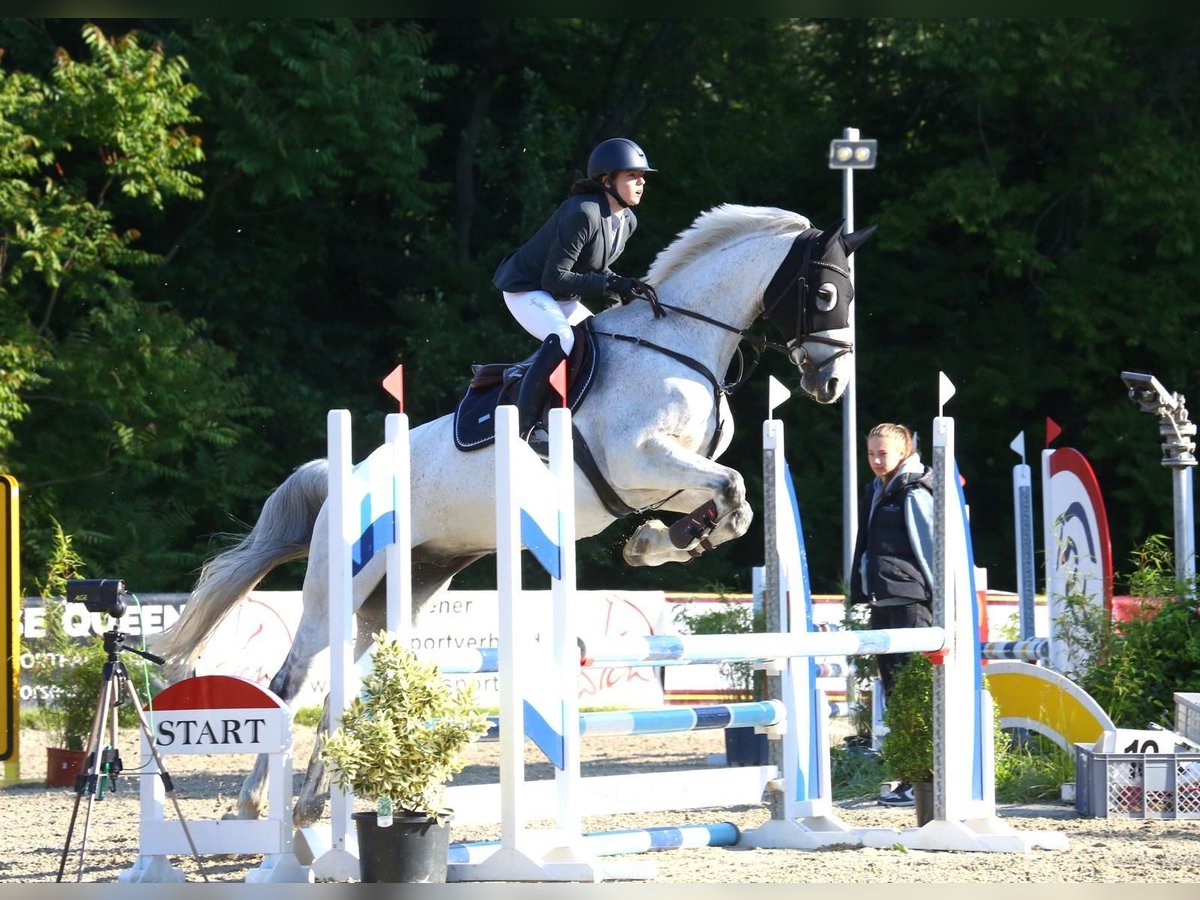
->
[580,225,854,518]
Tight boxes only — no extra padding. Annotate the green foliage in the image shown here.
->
[293,704,323,729]
[0,22,263,588]
[832,726,1072,804]
[30,524,92,749]
[880,654,936,784]
[674,596,765,697]
[1047,580,1112,685]
[993,734,1074,803]
[880,653,1018,789]
[1078,536,1200,728]
[0,17,1197,601]
[830,743,887,800]
[320,631,490,819]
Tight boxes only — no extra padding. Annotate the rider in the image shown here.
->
[493,137,657,440]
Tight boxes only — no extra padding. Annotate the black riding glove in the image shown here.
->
[606,275,660,305]
[606,274,638,302]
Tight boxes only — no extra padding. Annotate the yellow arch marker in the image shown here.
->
[985,660,1114,752]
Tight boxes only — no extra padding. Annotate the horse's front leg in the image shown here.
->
[617,443,752,566]
[292,573,388,828]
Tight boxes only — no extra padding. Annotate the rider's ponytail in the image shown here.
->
[568,174,606,197]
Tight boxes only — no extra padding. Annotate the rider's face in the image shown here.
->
[607,169,646,208]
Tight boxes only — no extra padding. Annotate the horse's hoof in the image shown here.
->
[292,792,329,828]
[622,520,692,566]
[622,520,662,566]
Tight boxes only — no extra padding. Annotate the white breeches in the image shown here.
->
[504,290,592,355]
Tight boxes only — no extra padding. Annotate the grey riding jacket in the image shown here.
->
[493,192,636,303]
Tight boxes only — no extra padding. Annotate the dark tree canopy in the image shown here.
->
[1,18,1196,597]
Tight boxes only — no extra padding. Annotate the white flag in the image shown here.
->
[768,375,791,417]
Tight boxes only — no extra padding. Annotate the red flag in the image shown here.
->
[549,360,568,407]
[382,364,404,413]
[1045,416,1062,447]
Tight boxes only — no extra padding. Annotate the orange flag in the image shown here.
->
[549,360,568,407]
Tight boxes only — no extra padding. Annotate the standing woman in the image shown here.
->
[849,422,934,807]
[493,137,657,439]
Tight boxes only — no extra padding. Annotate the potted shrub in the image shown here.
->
[674,596,768,766]
[28,528,97,786]
[320,630,490,883]
[37,604,147,787]
[879,653,935,824]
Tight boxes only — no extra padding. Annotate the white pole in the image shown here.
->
[309,410,360,882]
[385,412,412,636]
[549,407,581,836]
[494,405,526,852]
[841,126,859,592]
[1174,466,1196,588]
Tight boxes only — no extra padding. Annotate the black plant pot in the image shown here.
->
[913,781,935,827]
[353,811,451,883]
[724,726,770,767]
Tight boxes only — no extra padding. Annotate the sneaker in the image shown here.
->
[878,783,915,807]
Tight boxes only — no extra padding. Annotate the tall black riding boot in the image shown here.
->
[515,334,568,440]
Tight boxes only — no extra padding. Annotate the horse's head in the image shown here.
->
[762,221,876,404]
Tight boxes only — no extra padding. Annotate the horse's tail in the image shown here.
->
[148,459,330,681]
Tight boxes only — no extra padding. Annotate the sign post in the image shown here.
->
[1,475,18,782]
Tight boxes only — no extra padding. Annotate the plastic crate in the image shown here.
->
[1075,743,1200,819]
[1175,692,1200,745]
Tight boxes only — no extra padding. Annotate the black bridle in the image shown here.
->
[581,225,853,517]
[760,226,855,375]
[596,225,855,394]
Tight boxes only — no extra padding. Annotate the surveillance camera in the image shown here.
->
[1120,370,1174,413]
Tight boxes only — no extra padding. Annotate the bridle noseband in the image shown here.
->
[761,227,854,375]
[581,224,855,517]
[624,225,854,392]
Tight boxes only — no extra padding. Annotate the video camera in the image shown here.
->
[66,579,128,618]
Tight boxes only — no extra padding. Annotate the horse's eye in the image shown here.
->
[816,283,838,312]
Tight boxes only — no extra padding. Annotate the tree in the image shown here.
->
[0,22,259,587]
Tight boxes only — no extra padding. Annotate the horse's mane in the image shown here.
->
[646,204,811,285]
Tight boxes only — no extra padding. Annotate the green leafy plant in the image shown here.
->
[1077,535,1200,727]
[674,597,765,699]
[320,631,490,821]
[880,654,1015,790]
[29,522,98,750]
[830,742,886,799]
[993,734,1075,802]
[879,654,935,785]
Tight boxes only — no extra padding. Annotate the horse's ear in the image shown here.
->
[821,219,846,242]
[842,224,877,256]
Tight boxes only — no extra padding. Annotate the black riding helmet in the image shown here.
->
[586,138,655,208]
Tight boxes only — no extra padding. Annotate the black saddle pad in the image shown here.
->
[453,322,599,451]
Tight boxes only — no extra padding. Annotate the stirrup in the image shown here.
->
[527,425,549,458]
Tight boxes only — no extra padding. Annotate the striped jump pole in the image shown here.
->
[980,639,1050,662]
[478,700,782,742]
[449,822,739,866]
[422,647,849,677]
[581,629,945,666]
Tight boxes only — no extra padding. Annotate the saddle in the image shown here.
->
[452,321,599,451]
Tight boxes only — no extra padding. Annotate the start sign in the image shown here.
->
[145,674,288,755]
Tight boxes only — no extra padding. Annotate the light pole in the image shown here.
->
[828,128,877,590]
[1120,370,1197,590]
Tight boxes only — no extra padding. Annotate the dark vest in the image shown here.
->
[864,481,930,604]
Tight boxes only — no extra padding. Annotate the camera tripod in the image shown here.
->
[56,627,209,883]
